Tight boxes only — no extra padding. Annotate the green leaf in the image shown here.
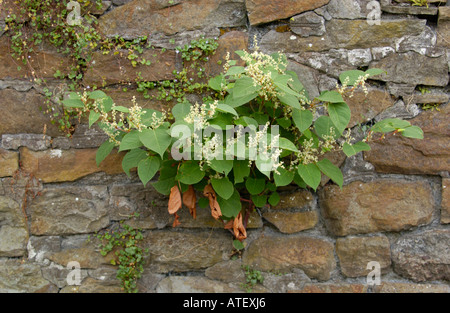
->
[286,70,305,94]
[217,189,242,218]
[96,140,116,166]
[314,116,338,139]
[371,118,411,133]
[122,148,147,177]
[297,163,321,191]
[119,131,143,151]
[293,172,307,188]
[211,176,234,200]
[292,108,313,133]
[268,192,280,207]
[208,74,226,91]
[279,137,299,153]
[209,159,233,175]
[62,98,84,108]
[177,161,205,185]
[89,111,101,128]
[339,70,365,86]
[233,239,245,250]
[315,90,344,103]
[276,117,291,129]
[172,102,192,121]
[139,128,171,158]
[225,66,245,76]
[225,91,258,108]
[273,167,295,187]
[255,156,273,178]
[88,90,107,99]
[342,141,371,157]
[137,156,161,186]
[216,103,239,117]
[232,77,261,100]
[251,194,267,208]
[316,158,343,188]
[151,160,178,195]
[401,125,424,139]
[365,68,386,77]
[198,197,209,208]
[112,106,130,113]
[245,178,266,195]
[233,160,251,184]
[278,93,301,110]
[327,102,351,134]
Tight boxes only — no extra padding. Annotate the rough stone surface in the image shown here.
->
[246,0,330,25]
[156,276,244,293]
[262,269,311,293]
[98,0,247,39]
[20,147,124,183]
[60,277,123,293]
[336,235,391,277]
[437,7,450,48]
[0,259,55,293]
[290,12,326,38]
[0,148,19,177]
[442,178,450,224]
[374,282,450,293]
[369,52,449,87]
[0,89,60,137]
[1,134,51,151]
[27,186,110,235]
[319,180,434,236]
[263,211,318,234]
[242,235,336,281]
[392,229,450,282]
[364,104,450,176]
[271,190,315,210]
[0,196,28,257]
[291,283,368,293]
[144,230,231,273]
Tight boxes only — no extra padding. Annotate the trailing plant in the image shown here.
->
[408,0,429,8]
[92,214,147,293]
[60,46,424,245]
[241,266,264,292]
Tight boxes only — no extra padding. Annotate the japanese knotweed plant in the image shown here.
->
[62,47,424,244]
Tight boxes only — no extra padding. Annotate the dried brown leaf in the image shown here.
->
[168,185,182,215]
[233,212,247,241]
[183,185,197,219]
[203,184,222,220]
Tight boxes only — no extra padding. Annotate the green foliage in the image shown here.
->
[94,214,147,293]
[241,266,264,292]
[58,46,423,245]
[408,0,429,7]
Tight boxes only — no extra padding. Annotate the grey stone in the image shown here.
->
[262,269,311,293]
[27,236,61,264]
[70,124,109,149]
[286,60,321,99]
[28,185,110,235]
[371,46,396,60]
[347,48,372,67]
[155,276,244,293]
[2,134,51,151]
[205,259,246,283]
[392,229,450,282]
[0,196,28,257]
[369,51,449,87]
[326,0,371,19]
[375,99,420,121]
[290,12,326,37]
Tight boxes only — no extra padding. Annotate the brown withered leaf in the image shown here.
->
[183,185,197,219]
[233,212,247,241]
[172,212,181,227]
[168,185,182,215]
[203,184,222,220]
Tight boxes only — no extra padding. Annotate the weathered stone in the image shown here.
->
[0,196,28,257]
[144,230,231,273]
[156,276,244,293]
[442,178,450,224]
[364,104,450,176]
[347,48,372,67]
[60,277,124,293]
[371,47,396,61]
[396,26,440,57]
[242,235,336,281]
[68,124,109,149]
[369,52,449,87]
[0,148,19,177]
[83,48,176,87]
[290,283,368,293]
[336,235,391,277]
[20,147,124,183]
[319,179,434,236]
[290,12,326,38]
[0,259,55,293]
[0,39,72,81]
[1,134,51,151]
[326,0,372,19]
[271,190,314,210]
[437,7,450,48]
[261,19,426,53]
[98,0,247,39]
[27,236,62,264]
[286,61,320,99]
[405,92,449,105]
[28,186,110,235]
[263,211,318,234]
[205,259,246,283]
[381,4,438,15]
[246,0,330,25]
[344,89,395,128]
[0,89,60,137]
[262,269,311,293]
[374,99,420,121]
[48,245,113,269]
[374,282,450,293]
[392,229,450,282]
[41,262,89,289]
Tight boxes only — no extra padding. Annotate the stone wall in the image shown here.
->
[0,0,449,293]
